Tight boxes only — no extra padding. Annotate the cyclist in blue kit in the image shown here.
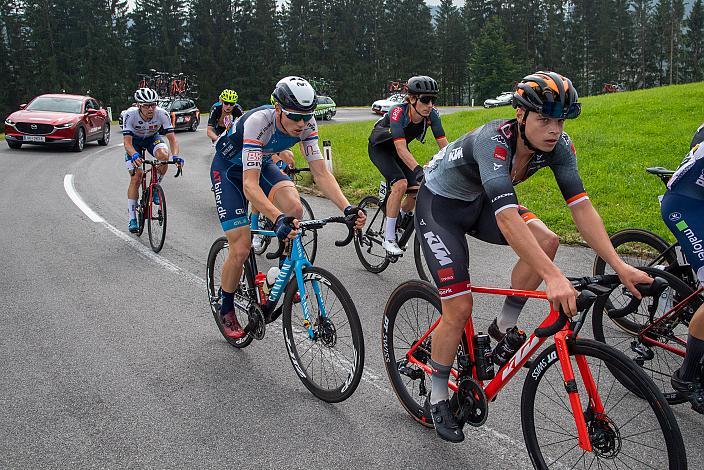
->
[210,76,365,339]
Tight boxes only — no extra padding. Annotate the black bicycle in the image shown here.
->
[354,180,430,280]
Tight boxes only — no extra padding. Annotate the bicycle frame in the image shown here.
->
[405,286,603,452]
[140,161,162,219]
[247,229,326,340]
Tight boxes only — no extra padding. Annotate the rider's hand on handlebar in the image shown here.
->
[413,165,425,185]
[274,214,299,241]
[130,152,143,167]
[615,263,652,299]
[344,205,366,230]
[172,155,184,166]
[544,273,578,317]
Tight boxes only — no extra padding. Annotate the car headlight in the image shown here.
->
[54,121,76,129]
[5,118,14,126]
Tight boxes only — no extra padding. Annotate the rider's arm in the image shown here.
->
[430,109,448,150]
[207,126,219,142]
[207,105,221,142]
[308,158,350,211]
[122,134,138,157]
[389,105,421,171]
[437,137,449,149]
[392,140,421,171]
[165,131,179,157]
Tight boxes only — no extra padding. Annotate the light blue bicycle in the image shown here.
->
[206,215,364,403]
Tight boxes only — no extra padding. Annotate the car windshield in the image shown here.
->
[26,97,83,113]
[158,100,172,110]
[390,94,405,102]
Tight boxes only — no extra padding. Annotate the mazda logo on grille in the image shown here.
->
[31,124,37,129]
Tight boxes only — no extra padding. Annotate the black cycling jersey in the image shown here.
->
[368,102,445,147]
[208,102,244,135]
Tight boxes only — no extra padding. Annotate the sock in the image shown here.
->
[429,359,452,404]
[385,217,397,241]
[497,294,529,332]
[220,289,234,316]
[127,199,137,220]
[681,334,704,381]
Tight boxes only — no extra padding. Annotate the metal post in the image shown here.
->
[323,140,333,172]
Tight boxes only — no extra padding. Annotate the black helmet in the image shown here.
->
[513,71,581,119]
[407,76,439,95]
[271,76,317,112]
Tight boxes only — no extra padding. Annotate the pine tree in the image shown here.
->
[684,0,704,81]
[435,0,466,104]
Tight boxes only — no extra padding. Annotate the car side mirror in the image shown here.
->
[86,108,98,115]
[19,103,27,110]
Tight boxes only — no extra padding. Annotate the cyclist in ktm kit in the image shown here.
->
[415,72,651,442]
[661,142,704,414]
[368,75,448,255]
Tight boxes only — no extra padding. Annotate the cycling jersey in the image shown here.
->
[121,107,173,139]
[214,105,322,170]
[691,123,704,149]
[208,102,244,135]
[368,103,445,147]
[667,143,704,200]
[424,119,588,215]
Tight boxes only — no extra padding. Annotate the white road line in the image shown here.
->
[63,173,527,457]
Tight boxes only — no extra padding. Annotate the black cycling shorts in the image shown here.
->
[415,184,539,299]
[368,142,419,187]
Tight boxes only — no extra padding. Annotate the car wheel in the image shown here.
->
[98,123,110,146]
[7,140,22,149]
[189,117,199,132]
[324,110,333,121]
[72,127,85,152]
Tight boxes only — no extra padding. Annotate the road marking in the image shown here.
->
[63,173,528,459]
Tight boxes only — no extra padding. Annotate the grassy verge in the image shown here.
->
[293,82,704,243]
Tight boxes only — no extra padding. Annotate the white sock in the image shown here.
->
[127,199,137,220]
[385,217,397,241]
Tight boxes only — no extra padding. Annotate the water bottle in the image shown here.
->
[255,272,268,301]
[266,266,280,288]
[492,326,527,367]
[473,333,495,380]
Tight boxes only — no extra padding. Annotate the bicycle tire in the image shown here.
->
[353,195,390,273]
[593,266,700,404]
[382,280,468,426]
[521,339,686,469]
[413,234,431,282]
[251,212,272,256]
[593,228,676,276]
[205,237,255,348]
[147,184,167,253]
[281,266,364,403]
[136,186,147,236]
[299,196,318,264]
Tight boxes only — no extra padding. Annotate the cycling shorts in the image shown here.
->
[368,142,419,187]
[661,191,704,284]
[124,135,169,171]
[211,156,292,232]
[415,184,539,299]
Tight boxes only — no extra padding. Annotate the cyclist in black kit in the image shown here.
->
[415,71,652,443]
[368,75,448,256]
[207,89,244,143]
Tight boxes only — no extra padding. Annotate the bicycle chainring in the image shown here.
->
[249,304,266,340]
[452,375,488,427]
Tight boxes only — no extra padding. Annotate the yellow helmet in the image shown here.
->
[219,89,238,104]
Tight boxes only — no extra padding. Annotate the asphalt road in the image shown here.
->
[1,125,702,469]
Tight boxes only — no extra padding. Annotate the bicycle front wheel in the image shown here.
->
[593,228,675,276]
[353,195,390,273]
[147,184,167,253]
[281,266,364,403]
[413,234,431,282]
[521,339,686,470]
[299,197,318,263]
[136,185,147,236]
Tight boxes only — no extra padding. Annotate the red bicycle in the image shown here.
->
[382,276,686,469]
[135,158,182,253]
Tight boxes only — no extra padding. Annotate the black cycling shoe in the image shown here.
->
[430,399,465,443]
[488,318,505,343]
[671,368,704,414]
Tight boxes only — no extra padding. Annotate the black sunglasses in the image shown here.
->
[418,95,436,105]
[222,101,235,106]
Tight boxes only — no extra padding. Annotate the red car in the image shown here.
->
[4,94,111,152]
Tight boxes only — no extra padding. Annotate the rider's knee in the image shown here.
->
[227,231,251,263]
[441,294,474,328]
[539,230,560,258]
[391,178,408,194]
[290,201,304,220]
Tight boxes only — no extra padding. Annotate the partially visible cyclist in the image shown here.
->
[207,89,244,143]
[660,142,704,414]
[415,71,651,442]
[691,123,704,149]
[122,88,184,233]
[210,76,365,339]
[368,75,448,256]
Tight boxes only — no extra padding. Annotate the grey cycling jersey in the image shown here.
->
[424,119,588,214]
[121,107,174,139]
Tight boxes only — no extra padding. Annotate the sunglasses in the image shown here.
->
[140,103,157,109]
[281,109,314,122]
[222,101,235,106]
[538,101,581,119]
[418,95,436,105]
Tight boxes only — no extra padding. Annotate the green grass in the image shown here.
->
[292,82,704,243]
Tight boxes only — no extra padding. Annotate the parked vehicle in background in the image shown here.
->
[4,94,110,151]
[314,96,336,120]
[602,83,626,93]
[119,97,200,132]
[483,92,513,108]
[371,94,405,115]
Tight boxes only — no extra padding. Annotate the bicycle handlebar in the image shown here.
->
[141,159,183,178]
[265,214,361,260]
[606,277,669,318]
[534,290,598,338]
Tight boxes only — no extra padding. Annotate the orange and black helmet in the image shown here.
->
[513,71,581,119]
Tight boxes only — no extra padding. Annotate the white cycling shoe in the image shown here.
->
[252,234,266,252]
[383,239,404,256]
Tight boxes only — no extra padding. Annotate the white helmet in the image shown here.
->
[271,76,317,112]
[134,88,159,103]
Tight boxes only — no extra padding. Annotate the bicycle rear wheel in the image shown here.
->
[281,266,364,403]
[522,339,686,469]
[592,266,699,404]
[147,184,167,253]
[206,237,255,348]
[353,196,390,273]
[382,280,468,426]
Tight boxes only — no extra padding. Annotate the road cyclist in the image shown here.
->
[207,88,244,143]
